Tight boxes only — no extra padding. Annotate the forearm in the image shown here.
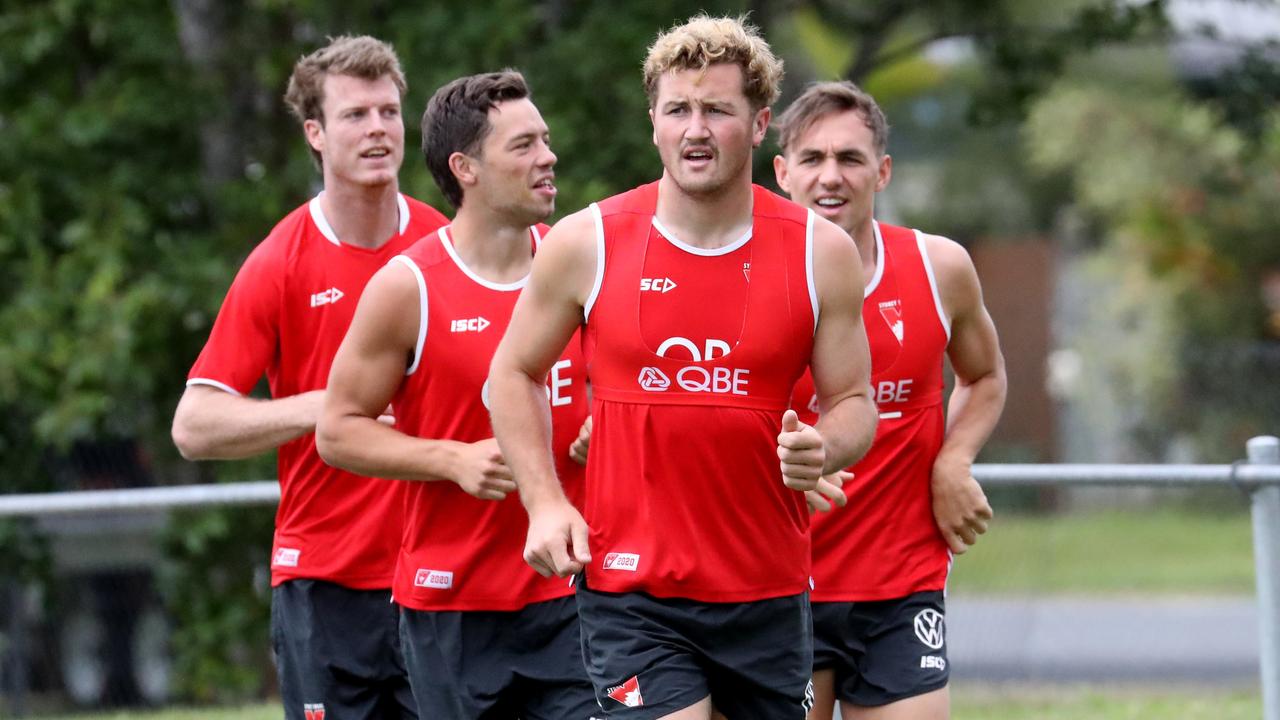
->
[815,391,878,473]
[172,389,321,460]
[315,413,462,481]
[489,369,566,510]
[939,371,1007,463]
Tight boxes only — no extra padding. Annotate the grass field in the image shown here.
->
[31,685,1263,720]
[948,507,1255,595]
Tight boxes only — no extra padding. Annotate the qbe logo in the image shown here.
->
[913,608,945,650]
[451,316,491,333]
[602,552,640,572]
[637,367,671,391]
[414,568,454,590]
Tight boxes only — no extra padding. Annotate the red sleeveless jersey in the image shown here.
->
[389,225,588,611]
[791,222,951,601]
[187,193,448,588]
[582,182,818,602]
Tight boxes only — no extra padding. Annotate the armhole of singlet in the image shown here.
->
[583,203,606,323]
[805,209,819,336]
[915,229,952,341]
[389,255,429,376]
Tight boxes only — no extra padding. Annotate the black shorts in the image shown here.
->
[576,576,814,719]
[399,595,597,720]
[812,590,949,707]
[271,579,416,720]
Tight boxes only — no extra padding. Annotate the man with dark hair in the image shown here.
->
[774,81,1007,720]
[317,70,596,719]
[488,16,878,720]
[171,35,447,720]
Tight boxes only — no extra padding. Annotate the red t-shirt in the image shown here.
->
[791,222,952,601]
[582,182,817,602]
[389,225,589,611]
[187,193,448,588]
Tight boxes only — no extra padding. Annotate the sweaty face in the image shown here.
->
[774,109,890,236]
[307,73,405,189]
[651,63,769,198]
[468,98,557,226]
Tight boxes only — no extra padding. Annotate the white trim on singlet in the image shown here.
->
[652,217,752,257]
[583,203,606,322]
[185,378,243,396]
[389,255,429,376]
[806,209,820,335]
[915,229,952,340]
[396,193,410,235]
[865,221,886,298]
[438,227,529,291]
[308,192,411,246]
[530,224,544,249]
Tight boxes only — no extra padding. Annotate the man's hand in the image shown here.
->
[931,453,993,554]
[450,438,516,501]
[806,470,853,513]
[778,409,826,492]
[569,416,592,466]
[523,499,592,578]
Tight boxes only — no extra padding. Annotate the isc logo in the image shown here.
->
[919,655,947,671]
[309,287,344,307]
[451,317,491,333]
[640,277,677,294]
[603,553,640,572]
[414,568,454,589]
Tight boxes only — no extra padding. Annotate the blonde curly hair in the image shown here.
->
[643,14,783,111]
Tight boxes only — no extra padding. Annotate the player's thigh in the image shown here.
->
[807,668,838,720]
[659,695,712,720]
[842,686,949,720]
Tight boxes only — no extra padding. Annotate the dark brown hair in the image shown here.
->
[421,70,531,210]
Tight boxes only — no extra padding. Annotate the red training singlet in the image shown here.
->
[583,182,818,602]
[389,225,589,612]
[187,193,448,588]
[791,221,952,601]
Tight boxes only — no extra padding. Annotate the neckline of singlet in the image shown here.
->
[651,216,752,257]
[437,226,535,292]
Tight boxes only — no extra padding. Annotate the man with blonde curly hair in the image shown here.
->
[489,15,879,719]
[172,35,447,720]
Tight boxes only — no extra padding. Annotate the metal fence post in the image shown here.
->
[1249,435,1280,720]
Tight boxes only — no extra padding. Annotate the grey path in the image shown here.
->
[947,595,1259,683]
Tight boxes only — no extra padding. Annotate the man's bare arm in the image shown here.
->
[315,262,513,498]
[171,385,324,460]
[489,209,596,576]
[927,234,1007,553]
[808,217,879,473]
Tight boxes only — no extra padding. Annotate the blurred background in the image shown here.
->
[1,0,1278,717]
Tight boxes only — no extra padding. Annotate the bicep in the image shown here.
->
[327,267,418,416]
[496,215,594,378]
[809,222,872,408]
[932,238,1002,384]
